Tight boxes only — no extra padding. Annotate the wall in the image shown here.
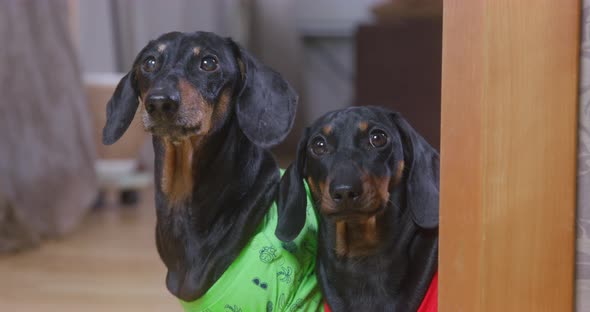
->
[577,1,590,310]
[77,0,233,73]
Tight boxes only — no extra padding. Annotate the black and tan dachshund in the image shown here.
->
[276,106,439,311]
[102,31,322,310]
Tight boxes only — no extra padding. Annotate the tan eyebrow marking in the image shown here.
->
[157,44,166,52]
[358,121,369,132]
[393,160,405,186]
[322,125,333,136]
[193,47,201,56]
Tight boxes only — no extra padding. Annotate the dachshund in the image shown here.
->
[102,31,322,311]
[276,106,439,311]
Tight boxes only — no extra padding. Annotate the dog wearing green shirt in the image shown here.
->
[102,31,323,311]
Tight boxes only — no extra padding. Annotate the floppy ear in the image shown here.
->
[102,72,139,145]
[276,129,309,242]
[230,40,298,148]
[391,113,439,229]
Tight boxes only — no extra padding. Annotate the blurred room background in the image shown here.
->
[0,0,440,310]
[2,1,590,311]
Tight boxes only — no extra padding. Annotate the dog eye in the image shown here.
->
[369,129,388,148]
[310,136,329,156]
[142,56,158,73]
[200,56,218,71]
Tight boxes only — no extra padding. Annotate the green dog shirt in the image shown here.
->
[180,180,323,312]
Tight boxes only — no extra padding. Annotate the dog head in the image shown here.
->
[103,31,297,148]
[276,106,439,257]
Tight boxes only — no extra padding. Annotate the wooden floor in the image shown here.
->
[0,189,179,312]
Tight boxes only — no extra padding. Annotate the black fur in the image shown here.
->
[276,106,438,311]
[276,128,309,242]
[103,71,139,145]
[102,31,297,301]
[233,46,298,148]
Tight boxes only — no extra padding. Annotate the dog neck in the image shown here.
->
[159,137,197,205]
[151,119,279,301]
[317,189,438,311]
[333,216,380,258]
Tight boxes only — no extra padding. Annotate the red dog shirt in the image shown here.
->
[323,271,438,312]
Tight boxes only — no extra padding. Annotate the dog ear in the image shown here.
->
[391,113,439,229]
[229,40,298,148]
[102,72,139,145]
[276,129,309,242]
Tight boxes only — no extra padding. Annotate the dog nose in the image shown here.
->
[145,94,179,117]
[330,183,362,204]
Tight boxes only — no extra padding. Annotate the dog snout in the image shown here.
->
[145,92,180,118]
[329,179,363,205]
[327,162,364,208]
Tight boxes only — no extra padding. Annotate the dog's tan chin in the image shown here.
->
[171,133,208,148]
[321,198,385,221]
[144,124,206,141]
[168,131,201,144]
[334,214,380,258]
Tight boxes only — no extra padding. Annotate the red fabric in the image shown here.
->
[323,271,438,312]
[417,271,438,312]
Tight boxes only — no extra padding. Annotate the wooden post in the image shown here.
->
[439,1,580,311]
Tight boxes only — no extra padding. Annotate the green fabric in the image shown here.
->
[180,179,323,312]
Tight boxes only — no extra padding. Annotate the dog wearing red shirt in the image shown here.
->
[276,107,438,311]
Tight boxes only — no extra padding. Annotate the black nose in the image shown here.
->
[145,93,179,117]
[330,182,362,204]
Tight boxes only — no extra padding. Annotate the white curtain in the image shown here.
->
[0,0,98,252]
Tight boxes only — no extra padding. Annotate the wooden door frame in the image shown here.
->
[439,1,580,311]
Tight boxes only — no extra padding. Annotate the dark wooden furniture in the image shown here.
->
[355,18,442,150]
